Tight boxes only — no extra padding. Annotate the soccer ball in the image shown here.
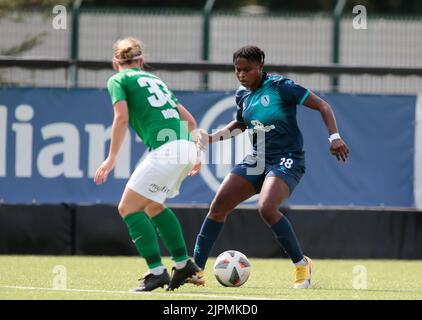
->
[213,250,251,287]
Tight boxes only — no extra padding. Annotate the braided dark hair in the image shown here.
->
[233,45,265,64]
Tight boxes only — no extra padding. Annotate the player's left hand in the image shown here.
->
[330,139,349,162]
[188,161,201,176]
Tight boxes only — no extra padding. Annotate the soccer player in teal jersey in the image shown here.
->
[191,45,349,289]
[94,37,202,291]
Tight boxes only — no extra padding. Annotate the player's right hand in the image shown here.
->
[94,157,116,185]
[196,129,210,151]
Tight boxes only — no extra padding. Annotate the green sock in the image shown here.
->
[151,208,189,263]
[123,211,162,269]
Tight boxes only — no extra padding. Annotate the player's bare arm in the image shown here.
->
[211,120,247,142]
[176,103,197,133]
[303,92,350,162]
[196,120,246,151]
[94,100,129,185]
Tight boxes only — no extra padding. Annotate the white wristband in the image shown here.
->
[328,133,341,143]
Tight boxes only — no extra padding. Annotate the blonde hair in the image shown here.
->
[113,37,143,65]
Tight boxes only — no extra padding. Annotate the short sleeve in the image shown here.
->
[277,78,310,106]
[235,105,245,123]
[235,87,247,124]
[107,76,127,105]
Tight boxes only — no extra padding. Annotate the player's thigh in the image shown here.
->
[210,173,256,217]
[127,142,193,206]
[118,187,155,217]
[260,155,304,212]
[258,176,290,212]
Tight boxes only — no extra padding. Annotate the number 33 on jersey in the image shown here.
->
[107,68,189,150]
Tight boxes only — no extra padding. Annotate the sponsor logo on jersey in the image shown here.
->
[250,119,275,133]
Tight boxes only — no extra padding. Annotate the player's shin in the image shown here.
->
[151,208,189,264]
[193,217,224,270]
[123,211,163,270]
[270,215,304,263]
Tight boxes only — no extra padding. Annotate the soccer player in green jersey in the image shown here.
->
[94,37,201,291]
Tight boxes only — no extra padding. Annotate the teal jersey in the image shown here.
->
[235,73,310,161]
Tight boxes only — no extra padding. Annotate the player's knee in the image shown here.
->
[208,200,229,222]
[258,203,280,225]
[144,203,165,217]
[118,202,132,218]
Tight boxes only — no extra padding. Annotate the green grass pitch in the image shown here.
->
[0,255,421,300]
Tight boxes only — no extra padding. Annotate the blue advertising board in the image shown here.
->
[0,88,416,207]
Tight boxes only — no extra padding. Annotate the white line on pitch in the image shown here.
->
[0,285,278,300]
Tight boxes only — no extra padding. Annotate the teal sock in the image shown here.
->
[123,211,163,269]
[151,208,189,262]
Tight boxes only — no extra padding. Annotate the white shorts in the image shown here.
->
[126,139,197,204]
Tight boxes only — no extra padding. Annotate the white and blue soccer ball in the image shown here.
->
[213,250,251,287]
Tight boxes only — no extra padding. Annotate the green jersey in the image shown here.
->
[107,68,190,150]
